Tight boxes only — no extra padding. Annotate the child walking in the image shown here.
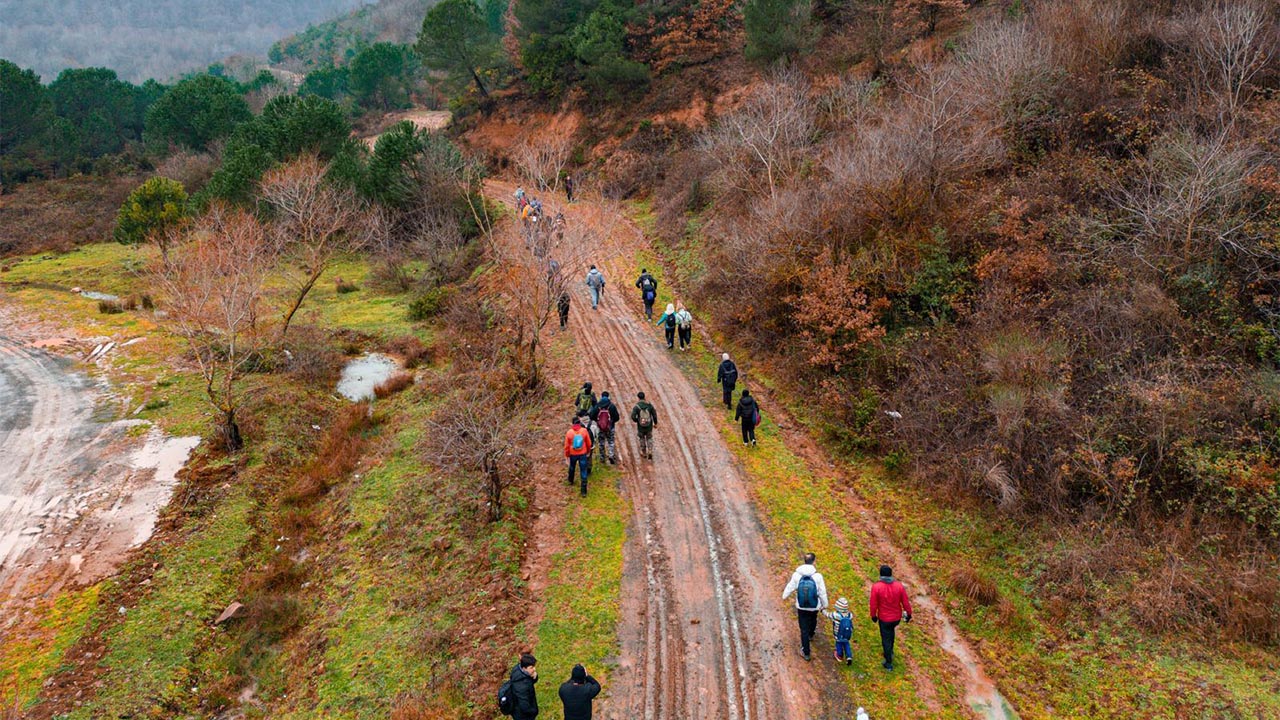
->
[824,597,854,665]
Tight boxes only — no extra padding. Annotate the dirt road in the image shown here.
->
[0,306,198,623]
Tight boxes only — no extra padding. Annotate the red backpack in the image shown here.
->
[597,407,613,432]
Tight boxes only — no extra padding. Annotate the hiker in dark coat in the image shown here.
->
[508,654,539,719]
[716,353,739,410]
[630,391,658,460]
[564,174,576,203]
[635,269,658,320]
[558,291,571,329]
[735,389,759,446]
[558,664,601,720]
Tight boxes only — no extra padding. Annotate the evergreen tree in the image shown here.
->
[743,0,815,63]
[144,74,251,151]
[349,43,419,111]
[418,0,504,98]
[0,60,53,185]
[114,176,188,256]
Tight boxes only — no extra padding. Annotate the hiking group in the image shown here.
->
[564,382,657,497]
[784,555,913,670]
[499,653,602,720]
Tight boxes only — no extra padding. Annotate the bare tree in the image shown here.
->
[152,207,276,451]
[424,386,536,521]
[701,67,816,201]
[1183,0,1274,127]
[514,134,572,192]
[260,155,369,340]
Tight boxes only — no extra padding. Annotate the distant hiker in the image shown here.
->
[654,303,677,349]
[564,175,576,203]
[558,664,600,720]
[869,565,912,671]
[585,265,606,310]
[558,291,571,329]
[514,187,526,204]
[823,597,855,665]
[630,392,658,460]
[635,269,658,320]
[499,653,539,719]
[590,391,620,465]
[547,258,561,286]
[782,552,829,661]
[716,353,739,410]
[735,389,759,446]
[575,382,598,416]
[565,417,593,496]
[675,304,693,351]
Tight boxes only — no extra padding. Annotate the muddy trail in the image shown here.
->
[491,180,1016,719]
[0,304,198,626]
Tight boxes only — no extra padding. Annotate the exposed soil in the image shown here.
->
[0,301,199,627]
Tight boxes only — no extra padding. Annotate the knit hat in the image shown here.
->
[571,664,586,682]
[835,597,849,611]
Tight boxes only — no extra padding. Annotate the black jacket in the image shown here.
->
[717,359,739,388]
[635,272,658,293]
[558,676,602,720]
[735,395,758,427]
[558,293,571,313]
[509,665,539,719]
[590,398,621,426]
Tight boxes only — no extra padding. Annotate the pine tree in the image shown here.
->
[743,0,815,64]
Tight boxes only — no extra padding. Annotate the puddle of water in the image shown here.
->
[79,291,120,301]
[913,592,1020,720]
[335,353,399,402]
[126,432,201,546]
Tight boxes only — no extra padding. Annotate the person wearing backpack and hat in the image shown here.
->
[574,382,597,416]
[782,552,829,661]
[823,597,855,665]
[735,388,760,447]
[870,564,913,671]
[674,304,693,351]
[654,303,677,349]
[558,663,601,720]
[564,417,593,496]
[590,391,620,465]
[498,653,538,719]
[716,353,739,410]
[630,392,658,460]
[635,269,658,320]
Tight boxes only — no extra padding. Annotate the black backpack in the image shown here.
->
[641,275,655,291]
[497,679,515,715]
[665,314,676,328]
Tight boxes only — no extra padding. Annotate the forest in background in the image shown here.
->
[0,0,365,83]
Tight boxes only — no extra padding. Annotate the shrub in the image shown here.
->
[334,276,359,294]
[949,566,1002,606]
[374,372,414,399]
[408,286,455,321]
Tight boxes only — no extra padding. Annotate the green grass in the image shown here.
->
[532,464,628,711]
[0,585,101,710]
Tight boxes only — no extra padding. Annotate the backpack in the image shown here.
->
[796,574,819,610]
[637,405,653,429]
[664,314,676,329]
[641,275,655,291]
[497,679,515,716]
[572,431,585,451]
[836,613,853,641]
[597,407,613,432]
[576,391,594,414]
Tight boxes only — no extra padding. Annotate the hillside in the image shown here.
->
[0,0,364,82]
[269,0,438,72]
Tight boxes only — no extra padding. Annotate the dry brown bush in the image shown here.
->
[283,324,343,385]
[1034,0,1136,78]
[384,333,434,368]
[154,149,219,194]
[949,566,1001,607]
[284,401,371,504]
[374,372,414,399]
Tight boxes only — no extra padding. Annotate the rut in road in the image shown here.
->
[493,182,849,720]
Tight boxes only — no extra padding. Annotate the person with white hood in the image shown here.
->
[654,303,678,349]
[782,552,829,661]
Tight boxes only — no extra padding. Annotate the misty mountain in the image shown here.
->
[0,0,369,83]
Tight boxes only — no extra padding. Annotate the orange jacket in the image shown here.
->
[564,426,592,457]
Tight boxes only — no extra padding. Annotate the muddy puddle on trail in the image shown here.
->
[913,592,1020,720]
[0,332,199,620]
[335,353,399,401]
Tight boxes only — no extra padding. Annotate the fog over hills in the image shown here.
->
[0,0,367,82]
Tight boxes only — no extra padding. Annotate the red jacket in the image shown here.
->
[565,426,592,457]
[870,579,912,623]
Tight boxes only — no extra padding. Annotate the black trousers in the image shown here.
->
[741,421,756,444]
[643,299,654,319]
[664,326,675,348]
[797,610,819,656]
[678,325,691,348]
[558,308,569,327]
[722,385,735,408]
[878,619,900,665]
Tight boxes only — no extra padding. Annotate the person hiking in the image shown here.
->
[870,564,912,671]
[501,653,539,720]
[675,304,693,351]
[564,417,593,496]
[630,392,658,460]
[590,391,620,465]
[564,175,576,203]
[716,353,739,410]
[585,265,606,310]
[735,389,760,446]
[654,303,677,349]
[635,269,658,320]
[575,382,598,416]
[558,291,571,329]
[782,552,829,661]
[823,597,855,665]
[558,664,601,720]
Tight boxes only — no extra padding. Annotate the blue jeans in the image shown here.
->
[568,454,590,491]
[589,287,601,308]
[835,639,851,660]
